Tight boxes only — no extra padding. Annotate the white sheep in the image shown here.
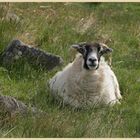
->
[49,42,122,108]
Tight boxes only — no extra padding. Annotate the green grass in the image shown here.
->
[0,2,140,137]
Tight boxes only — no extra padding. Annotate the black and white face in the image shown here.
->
[72,42,113,70]
[85,46,100,70]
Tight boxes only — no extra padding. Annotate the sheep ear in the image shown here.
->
[99,43,113,55]
[71,44,86,55]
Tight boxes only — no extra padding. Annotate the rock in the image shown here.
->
[0,39,63,71]
[0,95,43,118]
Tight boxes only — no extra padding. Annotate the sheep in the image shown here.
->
[49,42,122,108]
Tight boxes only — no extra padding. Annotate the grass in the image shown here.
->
[0,2,140,137]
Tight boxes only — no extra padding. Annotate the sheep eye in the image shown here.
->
[97,46,101,52]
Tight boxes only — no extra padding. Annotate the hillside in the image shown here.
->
[0,3,140,137]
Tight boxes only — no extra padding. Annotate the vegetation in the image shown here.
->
[0,3,140,137]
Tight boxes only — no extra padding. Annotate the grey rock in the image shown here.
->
[0,95,43,117]
[1,39,63,70]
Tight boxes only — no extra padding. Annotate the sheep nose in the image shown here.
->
[88,58,97,63]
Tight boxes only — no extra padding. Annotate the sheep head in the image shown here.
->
[72,42,113,70]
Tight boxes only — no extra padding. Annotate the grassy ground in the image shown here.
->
[0,3,140,137]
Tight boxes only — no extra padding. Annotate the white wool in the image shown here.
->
[49,54,122,108]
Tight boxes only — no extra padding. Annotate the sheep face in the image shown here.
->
[72,42,113,70]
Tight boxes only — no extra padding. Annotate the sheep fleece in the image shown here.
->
[49,54,122,108]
